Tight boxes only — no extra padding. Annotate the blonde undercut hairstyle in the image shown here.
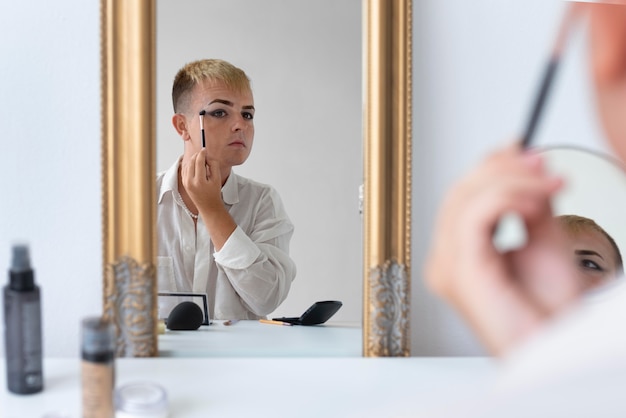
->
[172,59,251,114]
[557,214,623,272]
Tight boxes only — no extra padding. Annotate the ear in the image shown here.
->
[172,113,190,140]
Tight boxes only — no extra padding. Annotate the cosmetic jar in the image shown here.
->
[114,382,169,418]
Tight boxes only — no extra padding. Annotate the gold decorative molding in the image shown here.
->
[101,0,157,357]
[363,0,412,357]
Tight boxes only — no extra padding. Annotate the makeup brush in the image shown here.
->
[495,4,584,253]
[199,110,206,148]
[521,3,582,148]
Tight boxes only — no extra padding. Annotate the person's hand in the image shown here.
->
[180,149,237,251]
[181,148,223,214]
[424,143,582,356]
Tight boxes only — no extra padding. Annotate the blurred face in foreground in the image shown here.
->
[590,3,626,161]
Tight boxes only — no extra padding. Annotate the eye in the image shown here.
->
[242,111,254,120]
[209,110,227,118]
[580,259,604,272]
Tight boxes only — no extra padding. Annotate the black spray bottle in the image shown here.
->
[3,244,43,394]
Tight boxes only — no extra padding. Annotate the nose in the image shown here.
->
[231,113,249,132]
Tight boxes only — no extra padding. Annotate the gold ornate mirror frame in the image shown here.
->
[101,0,411,357]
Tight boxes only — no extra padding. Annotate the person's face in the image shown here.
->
[564,228,620,291]
[181,80,255,169]
[589,3,626,162]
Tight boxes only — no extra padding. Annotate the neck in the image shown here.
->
[220,169,231,187]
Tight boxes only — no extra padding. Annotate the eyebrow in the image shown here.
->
[208,99,255,110]
[575,249,604,260]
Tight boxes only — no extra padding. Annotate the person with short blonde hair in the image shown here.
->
[425,2,626,358]
[424,3,626,415]
[556,214,623,291]
[172,59,251,114]
[157,58,296,320]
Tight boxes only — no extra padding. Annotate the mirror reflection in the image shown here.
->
[542,147,626,260]
[155,0,362,355]
[157,58,296,321]
[543,146,626,295]
[494,146,626,297]
[556,214,623,292]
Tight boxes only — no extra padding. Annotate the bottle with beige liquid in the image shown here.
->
[81,316,115,418]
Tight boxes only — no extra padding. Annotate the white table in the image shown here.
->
[0,357,496,417]
[159,320,362,357]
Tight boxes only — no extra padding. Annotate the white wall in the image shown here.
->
[156,0,363,323]
[411,0,621,356]
[0,0,101,357]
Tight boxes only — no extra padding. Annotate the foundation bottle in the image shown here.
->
[81,317,115,418]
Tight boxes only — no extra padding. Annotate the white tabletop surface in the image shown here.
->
[159,320,362,357]
[0,357,496,418]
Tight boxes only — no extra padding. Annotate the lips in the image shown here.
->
[228,140,246,147]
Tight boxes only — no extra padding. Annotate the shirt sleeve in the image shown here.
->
[214,226,261,268]
[213,191,296,317]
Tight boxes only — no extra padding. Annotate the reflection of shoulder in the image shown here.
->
[234,173,272,191]
[234,174,280,200]
[230,174,292,229]
[231,173,286,212]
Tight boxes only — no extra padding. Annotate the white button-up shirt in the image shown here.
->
[157,158,296,320]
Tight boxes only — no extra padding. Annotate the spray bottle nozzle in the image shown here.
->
[11,244,31,273]
[8,244,35,291]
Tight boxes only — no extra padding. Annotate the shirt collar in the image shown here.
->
[157,157,240,205]
[157,157,182,204]
[221,169,239,205]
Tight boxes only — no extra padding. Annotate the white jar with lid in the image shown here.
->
[114,382,169,418]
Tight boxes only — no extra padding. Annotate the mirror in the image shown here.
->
[495,146,626,299]
[155,0,362,328]
[543,146,626,261]
[101,0,413,357]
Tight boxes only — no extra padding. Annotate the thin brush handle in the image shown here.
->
[199,110,206,148]
[520,3,581,149]
[521,58,559,148]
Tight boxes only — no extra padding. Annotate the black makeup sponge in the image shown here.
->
[166,301,204,331]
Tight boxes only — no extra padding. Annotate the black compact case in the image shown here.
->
[273,300,342,325]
